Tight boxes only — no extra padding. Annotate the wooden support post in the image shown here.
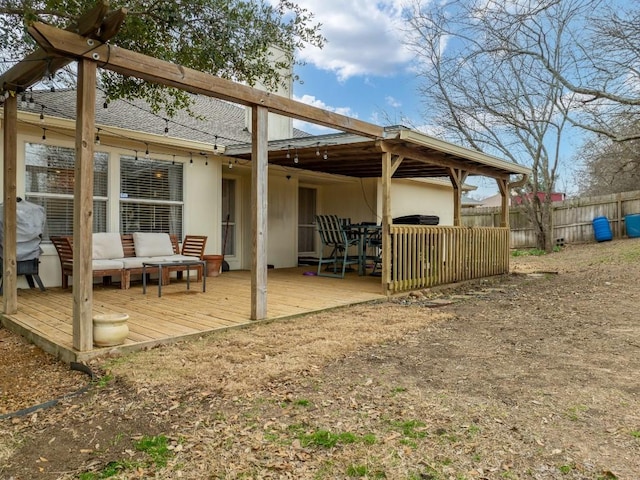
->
[449,168,468,226]
[496,178,509,228]
[2,92,18,314]
[381,151,392,295]
[251,105,268,320]
[72,59,97,351]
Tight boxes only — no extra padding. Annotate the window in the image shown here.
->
[120,156,183,237]
[25,143,108,240]
[298,187,317,253]
[221,178,236,256]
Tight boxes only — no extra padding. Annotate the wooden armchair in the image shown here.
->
[170,235,208,281]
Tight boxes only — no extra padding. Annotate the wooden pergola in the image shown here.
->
[1,2,528,355]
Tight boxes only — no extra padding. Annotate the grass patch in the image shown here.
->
[135,434,172,468]
[294,428,377,449]
[391,419,428,439]
[566,404,589,421]
[346,464,386,478]
[631,430,640,438]
[511,246,561,257]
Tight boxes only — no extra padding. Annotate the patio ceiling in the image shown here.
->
[225,126,531,180]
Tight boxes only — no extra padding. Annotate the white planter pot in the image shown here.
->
[93,313,130,347]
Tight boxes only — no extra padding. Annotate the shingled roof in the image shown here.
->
[18,89,308,146]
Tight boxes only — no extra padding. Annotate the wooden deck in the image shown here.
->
[1,267,386,363]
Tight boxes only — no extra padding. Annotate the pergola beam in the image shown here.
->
[27,22,384,139]
[0,1,123,91]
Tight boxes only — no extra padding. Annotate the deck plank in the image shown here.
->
[1,267,385,362]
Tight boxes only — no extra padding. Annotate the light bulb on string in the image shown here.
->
[286,145,291,159]
[164,118,169,136]
[316,143,320,156]
[28,89,34,109]
[214,135,218,153]
[41,128,46,142]
[20,91,27,108]
[172,155,176,166]
[228,159,233,169]
[205,156,209,166]
[189,152,194,166]
[94,128,101,145]
[144,143,150,160]
[293,148,299,164]
[323,149,328,160]
[134,150,138,161]
[39,105,45,122]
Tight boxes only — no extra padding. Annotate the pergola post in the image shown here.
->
[251,105,268,320]
[2,92,18,314]
[72,59,97,351]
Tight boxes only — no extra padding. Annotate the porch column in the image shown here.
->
[496,178,509,228]
[251,105,268,320]
[2,92,18,314]
[73,59,97,351]
[381,151,392,296]
[449,168,468,226]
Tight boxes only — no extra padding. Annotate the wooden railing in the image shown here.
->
[388,226,510,293]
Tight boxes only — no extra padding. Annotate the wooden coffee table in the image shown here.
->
[142,259,206,297]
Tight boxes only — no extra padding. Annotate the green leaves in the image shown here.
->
[1,0,324,115]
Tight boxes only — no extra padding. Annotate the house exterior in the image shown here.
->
[1,90,475,289]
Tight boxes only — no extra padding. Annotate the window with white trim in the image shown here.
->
[120,155,183,238]
[25,143,108,240]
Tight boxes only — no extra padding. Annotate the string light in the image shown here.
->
[134,150,138,160]
[172,154,176,165]
[28,89,34,109]
[228,159,233,169]
[294,147,299,164]
[41,128,46,141]
[94,127,101,145]
[39,105,45,122]
[286,145,291,159]
[164,118,169,136]
[20,91,27,108]
[189,152,193,166]
[323,149,328,160]
[144,143,150,160]
[316,142,320,156]
[205,156,209,166]
[103,100,108,109]
[214,135,218,152]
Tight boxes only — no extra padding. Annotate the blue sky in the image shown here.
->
[281,0,502,199]
[288,0,417,132]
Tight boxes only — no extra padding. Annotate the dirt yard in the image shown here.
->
[1,239,639,479]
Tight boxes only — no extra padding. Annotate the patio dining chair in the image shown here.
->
[315,214,359,278]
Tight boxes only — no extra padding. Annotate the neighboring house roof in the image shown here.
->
[17,89,307,147]
[461,194,484,207]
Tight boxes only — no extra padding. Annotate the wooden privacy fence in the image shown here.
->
[461,190,640,248]
[388,226,510,293]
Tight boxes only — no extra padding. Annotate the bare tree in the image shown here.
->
[403,0,585,251]
[576,116,640,195]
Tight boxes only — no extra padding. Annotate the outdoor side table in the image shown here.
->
[142,260,207,297]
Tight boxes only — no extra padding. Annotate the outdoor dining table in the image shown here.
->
[346,223,382,275]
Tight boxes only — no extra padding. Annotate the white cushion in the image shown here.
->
[93,233,124,260]
[92,259,124,270]
[132,232,174,257]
